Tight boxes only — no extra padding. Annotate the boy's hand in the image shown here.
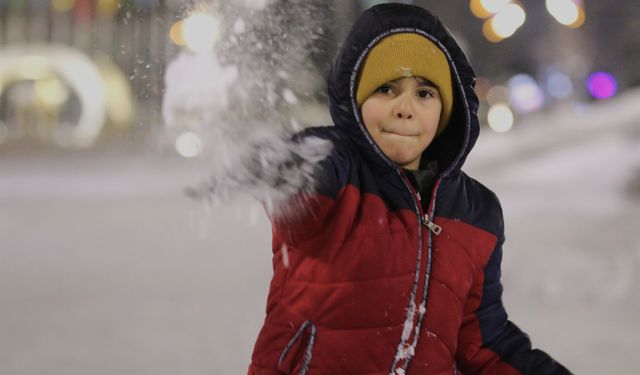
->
[185,130,332,214]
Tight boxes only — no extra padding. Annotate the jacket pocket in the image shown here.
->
[277,320,317,375]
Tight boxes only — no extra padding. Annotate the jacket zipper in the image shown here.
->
[391,175,443,374]
[389,175,426,374]
[398,180,442,374]
[422,214,442,235]
[415,192,442,236]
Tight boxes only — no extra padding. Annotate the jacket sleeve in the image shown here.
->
[270,128,354,248]
[455,203,571,374]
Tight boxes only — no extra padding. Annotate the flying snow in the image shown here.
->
[162,1,332,218]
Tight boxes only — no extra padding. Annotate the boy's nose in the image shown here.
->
[395,111,413,120]
[394,95,413,120]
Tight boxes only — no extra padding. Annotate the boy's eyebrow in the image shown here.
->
[413,77,439,88]
[387,77,439,89]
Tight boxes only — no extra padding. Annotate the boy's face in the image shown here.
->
[361,76,442,170]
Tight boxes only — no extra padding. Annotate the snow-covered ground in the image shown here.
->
[1,90,640,374]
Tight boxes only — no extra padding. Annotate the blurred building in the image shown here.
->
[0,0,638,149]
[0,0,182,147]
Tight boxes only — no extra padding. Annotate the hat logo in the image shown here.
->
[398,66,413,77]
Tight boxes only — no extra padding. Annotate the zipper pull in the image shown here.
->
[422,214,442,235]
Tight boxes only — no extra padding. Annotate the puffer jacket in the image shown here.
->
[248,3,570,375]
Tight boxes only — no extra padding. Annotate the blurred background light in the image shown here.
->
[175,131,203,158]
[491,3,526,39]
[546,71,574,99]
[486,84,510,105]
[96,0,119,17]
[545,0,585,28]
[34,77,70,108]
[508,74,545,113]
[169,21,186,46]
[16,55,51,80]
[181,13,220,52]
[487,103,514,133]
[74,0,94,22]
[482,18,504,43]
[470,0,511,19]
[480,0,512,14]
[587,72,618,100]
[52,0,75,13]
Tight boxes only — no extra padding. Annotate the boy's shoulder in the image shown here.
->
[439,171,504,236]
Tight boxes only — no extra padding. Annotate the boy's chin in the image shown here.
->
[387,154,421,169]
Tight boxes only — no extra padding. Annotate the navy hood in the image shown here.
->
[327,3,479,177]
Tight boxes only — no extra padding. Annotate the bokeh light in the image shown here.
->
[482,19,504,43]
[480,0,511,14]
[181,13,220,52]
[96,0,119,17]
[169,21,186,46]
[545,0,585,28]
[491,3,526,38]
[34,77,70,107]
[16,55,51,80]
[52,0,75,12]
[175,132,203,158]
[488,103,515,133]
[587,72,618,100]
[546,71,573,99]
[508,74,545,113]
[486,85,510,105]
[470,0,511,19]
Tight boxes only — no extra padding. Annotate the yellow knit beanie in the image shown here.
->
[356,33,453,135]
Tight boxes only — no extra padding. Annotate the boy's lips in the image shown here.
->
[381,128,419,137]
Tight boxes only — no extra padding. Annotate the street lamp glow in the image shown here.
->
[482,19,504,43]
[587,72,618,100]
[17,55,51,80]
[470,0,511,19]
[545,0,585,28]
[480,0,511,14]
[175,132,203,158]
[35,77,70,107]
[508,74,545,113]
[491,3,526,38]
[488,103,514,133]
[546,72,573,99]
[169,20,186,46]
[182,13,220,52]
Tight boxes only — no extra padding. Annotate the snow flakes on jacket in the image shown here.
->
[249,3,570,375]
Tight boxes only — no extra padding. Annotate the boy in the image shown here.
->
[248,3,570,374]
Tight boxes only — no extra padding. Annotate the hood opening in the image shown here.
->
[327,4,478,178]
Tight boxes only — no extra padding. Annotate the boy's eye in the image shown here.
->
[418,89,434,98]
[377,85,392,94]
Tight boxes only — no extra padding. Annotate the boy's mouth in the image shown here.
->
[381,129,419,137]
